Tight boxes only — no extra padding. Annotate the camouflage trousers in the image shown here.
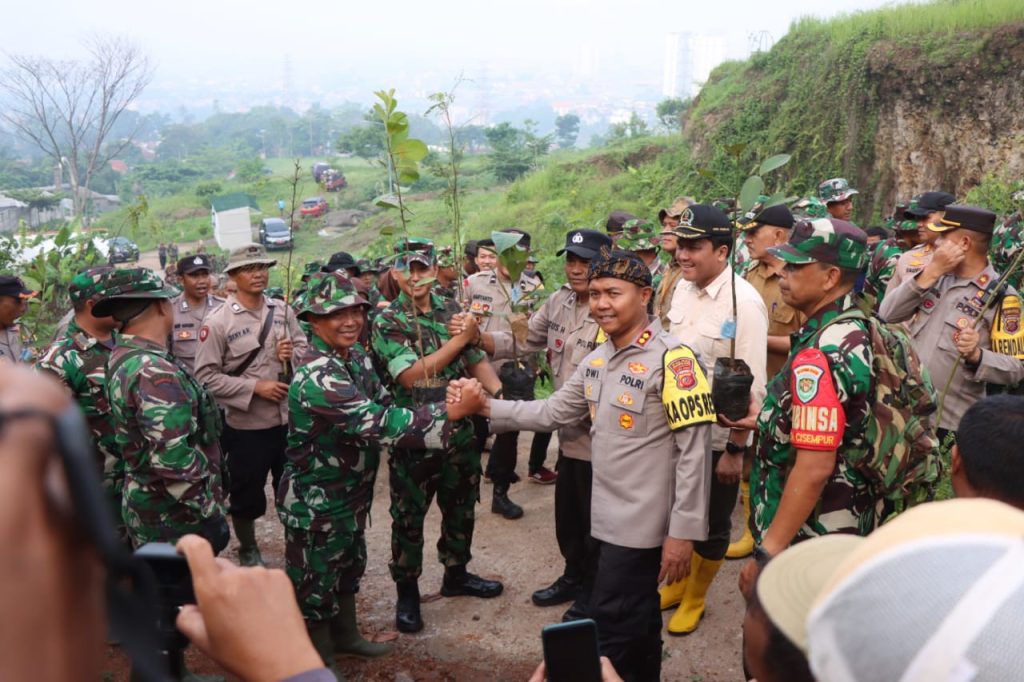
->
[388,430,481,583]
[284,523,366,622]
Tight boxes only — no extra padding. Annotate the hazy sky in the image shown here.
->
[7,0,904,109]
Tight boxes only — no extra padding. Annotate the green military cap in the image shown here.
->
[587,246,653,288]
[436,246,455,269]
[792,196,829,220]
[769,218,869,270]
[296,271,370,320]
[265,287,285,300]
[92,267,180,317]
[619,218,659,251]
[393,237,435,268]
[302,261,323,277]
[225,243,277,273]
[68,265,118,304]
[818,178,859,204]
[671,204,734,239]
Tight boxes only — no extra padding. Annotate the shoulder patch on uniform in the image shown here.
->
[790,348,844,451]
[661,345,715,430]
[199,326,209,342]
[230,302,242,313]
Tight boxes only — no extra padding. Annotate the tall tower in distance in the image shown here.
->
[663,32,725,99]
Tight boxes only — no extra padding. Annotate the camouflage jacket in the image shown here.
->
[105,334,224,545]
[371,291,485,409]
[752,293,878,543]
[991,216,1024,291]
[36,319,120,491]
[278,335,454,531]
[861,238,903,311]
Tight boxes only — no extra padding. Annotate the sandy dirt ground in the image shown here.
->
[105,437,747,682]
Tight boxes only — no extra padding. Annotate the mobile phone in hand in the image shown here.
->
[541,619,602,682]
[135,542,195,608]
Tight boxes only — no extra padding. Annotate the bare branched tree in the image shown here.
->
[0,36,152,224]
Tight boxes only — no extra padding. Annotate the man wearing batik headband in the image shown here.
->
[881,204,1024,439]
[454,246,713,681]
[726,218,881,599]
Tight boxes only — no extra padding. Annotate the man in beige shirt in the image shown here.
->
[458,247,712,681]
[885,191,956,294]
[654,196,693,329]
[195,244,308,566]
[0,276,35,363]
[663,204,768,635]
[170,254,224,374]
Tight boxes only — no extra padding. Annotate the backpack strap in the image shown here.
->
[227,304,276,377]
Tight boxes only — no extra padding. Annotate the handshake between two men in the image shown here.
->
[444,378,492,420]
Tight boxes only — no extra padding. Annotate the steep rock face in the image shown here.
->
[868,25,1024,210]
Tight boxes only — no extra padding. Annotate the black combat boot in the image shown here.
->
[395,580,423,633]
[491,483,523,520]
[441,565,504,599]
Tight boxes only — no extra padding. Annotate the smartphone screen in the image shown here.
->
[541,619,602,682]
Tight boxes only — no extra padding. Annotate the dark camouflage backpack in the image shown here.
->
[819,308,943,505]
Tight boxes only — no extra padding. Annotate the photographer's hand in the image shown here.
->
[176,535,324,682]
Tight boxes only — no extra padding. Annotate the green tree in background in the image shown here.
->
[656,97,690,133]
[555,113,581,149]
[336,124,386,164]
[485,123,532,183]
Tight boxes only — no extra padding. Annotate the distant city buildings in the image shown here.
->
[662,31,727,99]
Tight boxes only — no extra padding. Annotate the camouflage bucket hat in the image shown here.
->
[91,267,180,317]
[587,246,653,288]
[818,178,859,204]
[297,271,370,319]
[619,218,659,251]
[769,218,868,270]
[68,265,118,304]
[436,246,455,269]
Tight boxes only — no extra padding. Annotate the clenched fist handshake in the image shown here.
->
[445,377,490,419]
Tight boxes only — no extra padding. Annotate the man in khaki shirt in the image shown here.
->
[739,204,805,380]
[654,196,693,329]
[886,191,956,295]
[662,204,768,635]
[465,230,542,519]
[477,228,612,619]
[195,244,308,566]
[170,254,224,374]
[880,205,1024,436]
[0,276,35,363]
[458,248,712,681]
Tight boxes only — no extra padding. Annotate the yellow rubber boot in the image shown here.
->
[667,554,723,636]
[658,573,689,611]
[726,481,755,559]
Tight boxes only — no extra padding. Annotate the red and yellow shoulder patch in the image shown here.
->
[790,348,844,451]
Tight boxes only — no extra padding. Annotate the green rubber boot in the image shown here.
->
[330,593,395,659]
[232,516,265,567]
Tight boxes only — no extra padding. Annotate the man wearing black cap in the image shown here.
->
[886,191,956,294]
[472,228,612,617]
[455,246,713,681]
[661,205,768,636]
[604,210,636,246]
[325,251,383,314]
[465,228,543,519]
[0,275,36,363]
[881,204,1024,437]
[171,254,225,375]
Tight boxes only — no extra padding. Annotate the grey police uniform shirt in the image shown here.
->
[489,318,712,549]
[170,293,225,374]
[488,284,600,461]
[879,262,1024,431]
[194,294,309,430]
[0,324,25,363]
[466,269,542,370]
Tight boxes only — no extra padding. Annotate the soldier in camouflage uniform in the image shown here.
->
[861,203,913,311]
[434,245,460,300]
[36,266,122,495]
[619,219,665,295]
[279,270,480,665]
[96,268,228,552]
[371,238,504,634]
[734,218,882,596]
[885,191,956,295]
[817,178,858,222]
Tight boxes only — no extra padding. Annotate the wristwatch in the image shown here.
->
[725,441,744,455]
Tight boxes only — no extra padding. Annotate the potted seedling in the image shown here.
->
[488,230,541,400]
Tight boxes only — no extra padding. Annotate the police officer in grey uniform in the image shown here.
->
[475,228,612,618]
[170,254,224,374]
[195,244,309,566]
[880,205,1024,437]
[456,247,712,681]
[465,229,543,519]
[0,276,35,363]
